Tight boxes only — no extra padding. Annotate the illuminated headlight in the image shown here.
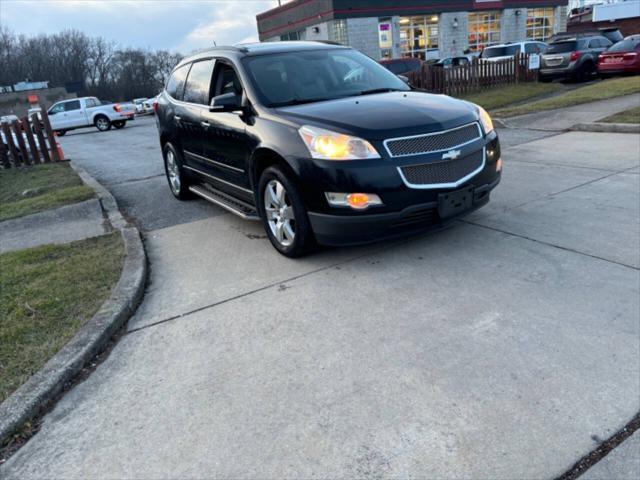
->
[325,192,383,210]
[299,125,380,160]
[478,106,494,135]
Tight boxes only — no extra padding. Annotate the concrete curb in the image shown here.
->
[571,122,640,134]
[0,164,147,445]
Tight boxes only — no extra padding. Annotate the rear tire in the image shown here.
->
[94,115,111,132]
[258,165,316,257]
[163,142,192,200]
[113,120,126,129]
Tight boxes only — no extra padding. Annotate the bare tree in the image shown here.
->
[0,29,183,100]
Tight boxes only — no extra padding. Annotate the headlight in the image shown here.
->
[298,125,380,160]
[478,106,494,135]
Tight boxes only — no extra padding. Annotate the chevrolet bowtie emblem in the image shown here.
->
[442,149,461,161]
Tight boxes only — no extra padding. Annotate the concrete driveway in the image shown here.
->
[2,115,638,479]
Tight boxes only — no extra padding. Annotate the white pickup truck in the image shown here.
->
[47,97,135,135]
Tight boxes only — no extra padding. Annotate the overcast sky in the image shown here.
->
[0,0,282,53]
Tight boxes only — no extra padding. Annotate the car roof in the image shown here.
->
[176,41,350,68]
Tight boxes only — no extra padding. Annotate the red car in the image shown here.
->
[598,35,640,77]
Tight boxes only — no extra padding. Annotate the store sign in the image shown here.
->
[379,22,392,49]
[528,53,540,70]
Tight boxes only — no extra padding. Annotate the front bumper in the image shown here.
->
[309,175,499,246]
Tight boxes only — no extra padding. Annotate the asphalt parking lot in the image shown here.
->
[2,114,638,478]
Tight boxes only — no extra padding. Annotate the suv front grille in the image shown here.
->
[399,149,484,188]
[384,123,482,158]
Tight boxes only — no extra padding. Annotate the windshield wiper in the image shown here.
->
[355,88,403,96]
[272,96,340,107]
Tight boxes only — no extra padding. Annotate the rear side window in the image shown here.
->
[64,100,81,111]
[166,64,190,100]
[183,59,215,104]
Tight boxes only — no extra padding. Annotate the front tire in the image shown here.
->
[113,120,126,129]
[163,143,192,200]
[94,115,111,131]
[258,165,315,257]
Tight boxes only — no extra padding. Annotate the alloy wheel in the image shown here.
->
[96,117,109,131]
[264,179,295,247]
[166,150,181,194]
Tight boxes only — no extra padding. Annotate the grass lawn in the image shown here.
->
[459,82,563,111]
[600,105,640,124]
[0,162,94,222]
[493,76,640,117]
[0,233,124,403]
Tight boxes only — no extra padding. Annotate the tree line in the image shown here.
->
[0,27,183,101]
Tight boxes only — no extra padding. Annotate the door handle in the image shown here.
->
[174,115,182,122]
[200,121,210,128]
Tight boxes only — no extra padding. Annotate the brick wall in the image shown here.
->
[501,9,527,43]
[346,17,381,59]
[439,12,469,57]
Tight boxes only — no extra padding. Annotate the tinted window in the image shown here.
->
[525,43,544,54]
[385,62,408,74]
[481,45,520,58]
[600,37,613,48]
[64,100,81,111]
[547,41,577,53]
[608,39,640,52]
[243,48,409,107]
[166,63,190,100]
[183,59,214,104]
[405,59,421,71]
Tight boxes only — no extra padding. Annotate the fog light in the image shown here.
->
[496,158,503,172]
[325,192,383,210]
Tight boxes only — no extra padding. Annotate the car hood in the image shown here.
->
[274,91,479,140]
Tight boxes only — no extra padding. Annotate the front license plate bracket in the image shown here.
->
[438,186,474,218]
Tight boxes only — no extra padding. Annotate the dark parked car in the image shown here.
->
[598,35,640,77]
[379,57,423,75]
[540,35,612,81]
[156,42,501,257]
[432,56,471,68]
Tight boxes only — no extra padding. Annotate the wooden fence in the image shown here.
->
[0,109,63,168]
[407,53,539,96]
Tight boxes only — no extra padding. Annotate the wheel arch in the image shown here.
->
[250,147,299,190]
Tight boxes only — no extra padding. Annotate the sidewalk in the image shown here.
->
[0,199,108,254]
[499,93,640,131]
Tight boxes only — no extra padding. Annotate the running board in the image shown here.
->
[189,185,260,221]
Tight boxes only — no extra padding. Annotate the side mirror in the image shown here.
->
[397,74,409,84]
[210,92,242,113]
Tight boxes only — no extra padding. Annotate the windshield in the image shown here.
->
[608,39,640,52]
[481,45,520,58]
[546,41,578,54]
[242,48,409,107]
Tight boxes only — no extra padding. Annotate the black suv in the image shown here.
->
[156,42,501,257]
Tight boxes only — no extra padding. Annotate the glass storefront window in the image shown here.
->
[468,11,501,52]
[527,7,554,41]
[399,15,439,60]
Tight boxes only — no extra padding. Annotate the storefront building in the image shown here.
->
[256,0,568,60]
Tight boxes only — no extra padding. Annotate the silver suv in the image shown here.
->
[540,35,612,81]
